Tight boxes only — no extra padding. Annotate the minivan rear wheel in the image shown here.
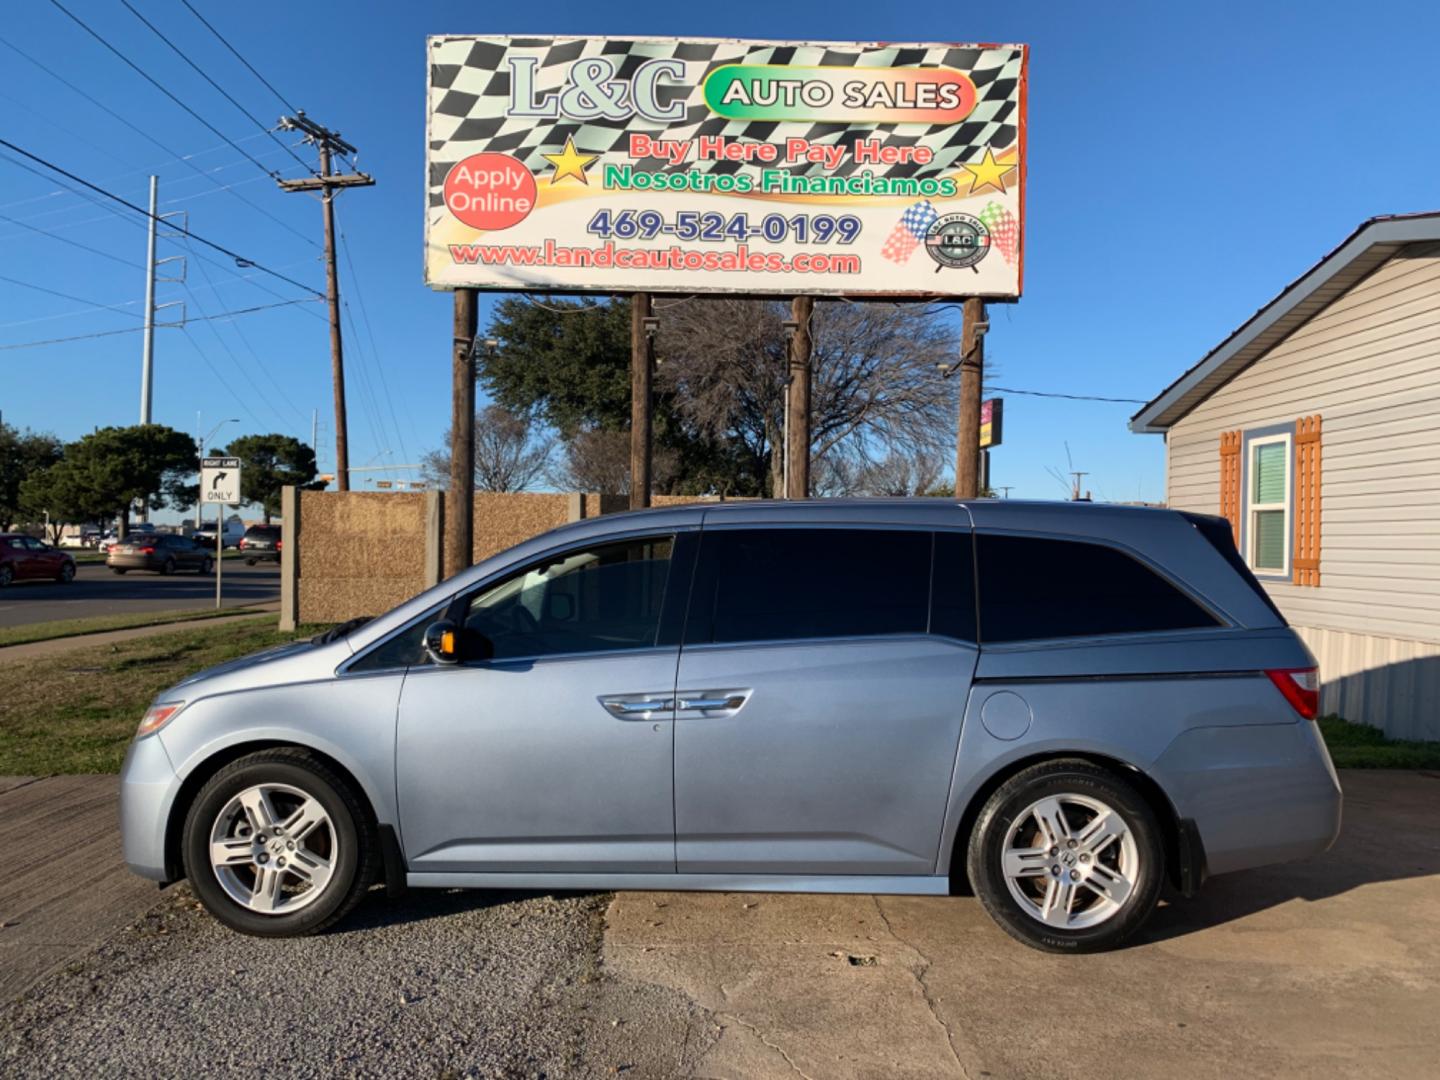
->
[967,759,1163,953]
[182,749,377,937]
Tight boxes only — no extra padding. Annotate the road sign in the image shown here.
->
[201,456,242,506]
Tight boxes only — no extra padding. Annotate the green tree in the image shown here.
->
[19,461,98,541]
[51,425,199,535]
[480,297,760,495]
[0,422,63,530]
[222,433,321,522]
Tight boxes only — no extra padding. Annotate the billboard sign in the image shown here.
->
[426,37,1026,298]
[979,397,1003,448]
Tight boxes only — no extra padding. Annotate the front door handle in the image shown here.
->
[598,696,673,719]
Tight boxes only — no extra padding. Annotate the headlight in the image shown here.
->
[136,702,185,737]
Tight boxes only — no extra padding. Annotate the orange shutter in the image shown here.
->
[1219,430,1242,544]
[1293,415,1322,586]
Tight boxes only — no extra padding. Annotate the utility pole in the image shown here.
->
[1070,471,1088,502]
[953,298,988,498]
[630,293,656,510]
[277,112,374,493]
[446,290,478,577]
[785,296,814,499]
[139,175,158,426]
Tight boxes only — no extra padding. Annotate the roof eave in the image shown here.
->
[1130,213,1440,434]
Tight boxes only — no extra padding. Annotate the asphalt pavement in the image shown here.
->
[1,770,1435,1078]
[0,562,280,629]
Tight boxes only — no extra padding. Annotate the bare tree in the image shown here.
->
[656,299,955,496]
[546,427,679,495]
[421,405,554,492]
[815,448,949,496]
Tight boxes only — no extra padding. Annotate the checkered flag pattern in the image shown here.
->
[979,201,1019,265]
[428,37,1024,220]
[881,200,939,263]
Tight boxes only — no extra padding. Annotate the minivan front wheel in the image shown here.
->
[967,760,1163,953]
[182,750,376,936]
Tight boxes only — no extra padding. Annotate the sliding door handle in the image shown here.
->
[599,696,673,718]
[674,689,751,715]
[676,695,746,711]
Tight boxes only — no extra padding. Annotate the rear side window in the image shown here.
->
[687,528,930,645]
[976,534,1218,643]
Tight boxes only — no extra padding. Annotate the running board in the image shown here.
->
[405,872,952,895]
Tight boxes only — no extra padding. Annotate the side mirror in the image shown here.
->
[423,620,493,665]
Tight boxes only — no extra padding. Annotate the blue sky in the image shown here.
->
[3,0,1438,506]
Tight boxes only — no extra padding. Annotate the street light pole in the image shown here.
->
[196,418,238,530]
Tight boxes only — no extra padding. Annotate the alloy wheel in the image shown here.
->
[208,783,337,915]
[1001,793,1139,930]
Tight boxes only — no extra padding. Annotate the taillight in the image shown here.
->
[1265,667,1319,720]
[276,539,283,551]
[140,546,156,554]
[238,539,247,549]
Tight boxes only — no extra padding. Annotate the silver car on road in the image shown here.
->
[120,500,1342,952]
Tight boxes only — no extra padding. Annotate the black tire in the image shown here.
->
[245,558,257,566]
[110,567,127,575]
[57,562,76,583]
[182,749,378,937]
[0,563,12,587]
[200,557,214,575]
[967,759,1164,953]
[161,557,177,575]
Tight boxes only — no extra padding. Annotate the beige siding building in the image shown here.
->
[1133,214,1440,740]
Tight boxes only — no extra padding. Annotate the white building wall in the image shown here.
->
[1162,243,1440,738]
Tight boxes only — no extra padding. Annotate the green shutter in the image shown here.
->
[1253,509,1286,570]
[1252,441,1287,504]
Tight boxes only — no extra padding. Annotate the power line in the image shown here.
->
[118,0,312,176]
[0,138,324,299]
[48,0,278,181]
[0,299,321,351]
[985,385,1148,404]
[179,0,298,114]
[183,237,311,435]
[179,327,267,431]
[0,208,145,270]
[0,272,145,321]
[338,222,413,466]
[0,34,313,247]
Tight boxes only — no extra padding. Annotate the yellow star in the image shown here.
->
[542,136,598,185]
[960,148,1016,195]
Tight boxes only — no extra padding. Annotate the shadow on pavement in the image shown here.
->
[331,886,602,935]
[1140,769,1439,944]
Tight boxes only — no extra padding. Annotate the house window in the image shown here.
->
[1247,433,1291,575]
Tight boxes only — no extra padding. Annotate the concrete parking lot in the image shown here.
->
[1,769,1435,1078]
[0,562,280,628]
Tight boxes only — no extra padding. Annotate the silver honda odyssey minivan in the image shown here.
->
[120,500,1342,952]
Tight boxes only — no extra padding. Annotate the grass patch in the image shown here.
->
[69,550,247,565]
[0,618,321,775]
[0,606,270,648]
[1319,715,1440,770]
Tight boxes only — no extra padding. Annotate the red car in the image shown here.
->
[0,533,77,586]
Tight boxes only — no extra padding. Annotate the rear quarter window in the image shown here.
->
[976,533,1219,643]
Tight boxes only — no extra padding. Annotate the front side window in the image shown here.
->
[976,534,1218,643]
[1247,434,1290,575]
[686,527,931,645]
[461,536,673,661]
